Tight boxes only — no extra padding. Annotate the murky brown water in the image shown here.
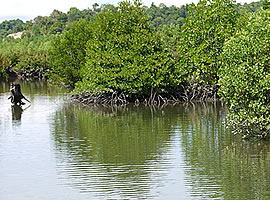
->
[0,80,270,199]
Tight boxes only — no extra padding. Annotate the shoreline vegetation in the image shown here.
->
[70,81,219,105]
[0,0,269,138]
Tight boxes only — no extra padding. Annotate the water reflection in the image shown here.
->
[51,102,270,199]
[178,103,229,199]
[2,77,267,200]
[0,79,64,131]
[222,140,270,199]
[0,78,64,96]
[11,105,23,120]
[11,105,31,120]
[178,103,270,199]
[51,104,180,199]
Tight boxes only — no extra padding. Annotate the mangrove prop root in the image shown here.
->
[70,92,181,107]
[70,83,219,106]
[180,82,218,103]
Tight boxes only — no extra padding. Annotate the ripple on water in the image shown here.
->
[51,123,187,199]
[2,83,269,200]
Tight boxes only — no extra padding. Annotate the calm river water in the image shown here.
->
[0,80,270,200]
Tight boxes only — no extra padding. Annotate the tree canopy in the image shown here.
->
[218,9,270,138]
[177,0,239,85]
[76,0,179,97]
[48,19,94,87]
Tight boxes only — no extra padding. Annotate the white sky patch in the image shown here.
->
[0,0,260,22]
[0,0,96,19]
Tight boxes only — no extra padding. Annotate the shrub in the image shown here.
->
[0,53,10,78]
[177,0,239,85]
[75,0,180,98]
[48,19,94,87]
[0,36,51,78]
[218,9,270,138]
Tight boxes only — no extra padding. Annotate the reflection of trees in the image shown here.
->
[222,140,270,199]
[51,104,181,199]
[179,102,270,199]
[0,79,63,96]
[51,102,270,199]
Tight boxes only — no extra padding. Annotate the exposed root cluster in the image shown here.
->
[71,92,129,105]
[180,81,218,102]
[70,92,182,107]
[70,83,219,106]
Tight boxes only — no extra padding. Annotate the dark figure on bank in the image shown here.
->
[8,83,30,105]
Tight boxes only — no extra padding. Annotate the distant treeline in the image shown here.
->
[0,1,262,38]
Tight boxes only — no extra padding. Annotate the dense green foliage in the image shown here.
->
[218,9,270,138]
[0,53,10,78]
[0,1,261,39]
[29,7,97,36]
[146,3,189,29]
[262,0,270,9]
[177,0,239,85]
[0,19,25,38]
[76,1,179,97]
[0,36,51,78]
[0,0,268,136]
[236,1,262,13]
[48,19,94,87]
[159,24,182,54]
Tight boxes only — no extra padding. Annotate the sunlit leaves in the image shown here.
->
[218,9,270,137]
[76,0,179,97]
[0,52,10,78]
[48,19,94,87]
[177,0,239,85]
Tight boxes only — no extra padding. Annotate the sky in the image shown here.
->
[0,0,258,22]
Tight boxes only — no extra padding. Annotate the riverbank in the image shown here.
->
[5,67,50,80]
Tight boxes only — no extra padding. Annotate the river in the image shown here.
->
[0,80,270,199]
